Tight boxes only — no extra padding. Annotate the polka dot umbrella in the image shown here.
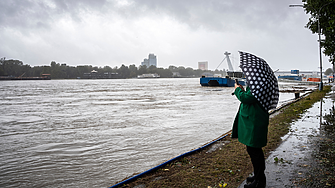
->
[239,51,279,111]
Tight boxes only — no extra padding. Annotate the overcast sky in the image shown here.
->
[0,0,331,71]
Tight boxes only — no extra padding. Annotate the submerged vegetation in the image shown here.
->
[113,86,331,188]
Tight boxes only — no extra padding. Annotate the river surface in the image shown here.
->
[0,78,308,187]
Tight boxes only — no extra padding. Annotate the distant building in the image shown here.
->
[198,61,208,70]
[142,59,149,67]
[82,70,119,79]
[141,53,157,67]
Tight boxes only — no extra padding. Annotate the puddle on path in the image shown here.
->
[265,94,334,187]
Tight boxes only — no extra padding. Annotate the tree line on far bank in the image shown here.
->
[0,58,225,79]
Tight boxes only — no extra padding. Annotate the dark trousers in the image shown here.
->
[246,146,266,182]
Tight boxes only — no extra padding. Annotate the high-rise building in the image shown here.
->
[198,61,208,70]
[148,54,157,67]
[141,53,157,67]
[142,59,149,67]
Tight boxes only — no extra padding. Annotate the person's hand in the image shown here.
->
[235,84,245,91]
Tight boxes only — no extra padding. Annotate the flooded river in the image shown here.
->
[0,78,306,187]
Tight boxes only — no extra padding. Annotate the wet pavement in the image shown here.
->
[238,86,335,188]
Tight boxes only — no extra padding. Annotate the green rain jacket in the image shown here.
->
[231,86,269,148]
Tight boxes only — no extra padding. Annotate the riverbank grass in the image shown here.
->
[115,86,331,188]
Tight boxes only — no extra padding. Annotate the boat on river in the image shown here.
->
[277,70,302,81]
[278,75,302,81]
[277,70,322,84]
[137,73,160,79]
[200,73,246,87]
[200,51,245,87]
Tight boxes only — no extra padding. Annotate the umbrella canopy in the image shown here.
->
[239,51,279,111]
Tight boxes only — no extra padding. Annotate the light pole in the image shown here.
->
[289,3,332,90]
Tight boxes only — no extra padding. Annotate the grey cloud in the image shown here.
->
[0,1,37,29]
[130,0,294,32]
[0,0,299,33]
[1,0,318,70]
[0,0,110,31]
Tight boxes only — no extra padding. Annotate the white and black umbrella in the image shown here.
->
[239,51,279,111]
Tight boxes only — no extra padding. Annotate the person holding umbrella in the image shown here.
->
[232,51,279,188]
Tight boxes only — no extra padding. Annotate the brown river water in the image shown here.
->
[0,78,305,187]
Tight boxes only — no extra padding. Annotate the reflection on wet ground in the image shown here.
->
[238,89,335,188]
[294,92,335,187]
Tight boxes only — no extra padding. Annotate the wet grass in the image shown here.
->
[265,88,331,157]
[113,86,330,188]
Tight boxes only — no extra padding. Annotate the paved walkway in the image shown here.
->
[238,89,335,188]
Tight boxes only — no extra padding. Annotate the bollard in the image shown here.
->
[295,92,300,99]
